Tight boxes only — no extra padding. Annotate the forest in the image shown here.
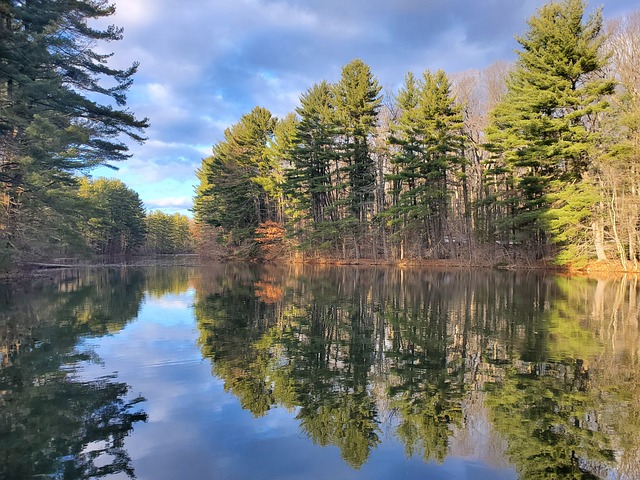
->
[194,0,640,270]
[0,0,193,268]
[2,0,639,271]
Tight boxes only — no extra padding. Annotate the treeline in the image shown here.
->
[0,0,148,267]
[194,0,640,270]
[78,178,194,256]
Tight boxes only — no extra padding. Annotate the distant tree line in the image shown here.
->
[58,176,194,257]
[145,210,194,255]
[77,177,194,256]
[194,0,640,270]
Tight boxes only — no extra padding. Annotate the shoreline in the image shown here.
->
[2,255,639,281]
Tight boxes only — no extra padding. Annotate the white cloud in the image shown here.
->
[147,196,192,208]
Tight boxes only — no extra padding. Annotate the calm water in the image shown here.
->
[1,265,639,479]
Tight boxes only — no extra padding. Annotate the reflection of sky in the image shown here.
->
[77,289,517,480]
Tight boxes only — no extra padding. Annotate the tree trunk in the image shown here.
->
[610,191,628,270]
[592,219,608,261]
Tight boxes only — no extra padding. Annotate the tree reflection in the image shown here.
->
[284,288,381,469]
[482,275,640,479]
[193,265,640,476]
[145,266,195,297]
[384,275,465,463]
[196,265,278,417]
[195,265,381,468]
[0,269,147,478]
[485,363,614,479]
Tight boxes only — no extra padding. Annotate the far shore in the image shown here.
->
[2,255,639,282]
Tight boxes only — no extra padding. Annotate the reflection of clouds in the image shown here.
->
[147,297,191,309]
[145,292,194,310]
[78,288,327,477]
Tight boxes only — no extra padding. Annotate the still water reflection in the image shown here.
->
[1,265,639,479]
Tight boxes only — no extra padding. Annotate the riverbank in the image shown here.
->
[0,254,202,281]
[288,255,640,275]
[2,255,638,282]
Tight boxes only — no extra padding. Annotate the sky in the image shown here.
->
[90,0,639,217]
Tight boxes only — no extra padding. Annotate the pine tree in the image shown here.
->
[333,59,382,257]
[146,211,193,254]
[286,82,340,253]
[385,70,464,258]
[486,0,613,254]
[384,72,423,258]
[334,60,382,222]
[0,0,147,262]
[416,70,465,253]
[78,178,147,255]
[194,107,277,252]
[265,112,298,225]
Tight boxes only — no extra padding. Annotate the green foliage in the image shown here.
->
[145,211,193,254]
[486,0,613,249]
[485,366,613,479]
[0,0,147,262]
[334,59,382,224]
[384,70,465,251]
[0,268,148,478]
[281,60,383,257]
[286,82,338,222]
[540,180,600,265]
[78,177,147,255]
[285,81,341,251]
[194,107,278,252]
[191,4,636,265]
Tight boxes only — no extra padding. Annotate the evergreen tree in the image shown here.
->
[78,178,147,255]
[334,59,382,222]
[265,112,298,224]
[334,59,382,256]
[486,0,614,253]
[385,70,464,258]
[194,107,277,251]
[286,82,340,252]
[385,72,423,258]
[0,0,147,262]
[145,211,193,254]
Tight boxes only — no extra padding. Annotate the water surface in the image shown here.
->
[1,265,639,479]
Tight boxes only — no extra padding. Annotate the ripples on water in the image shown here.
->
[0,265,639,479]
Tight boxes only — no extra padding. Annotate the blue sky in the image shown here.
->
[91,0,639,217]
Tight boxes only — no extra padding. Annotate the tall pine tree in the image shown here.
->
[486,0,613,256]
[386,70,464,258]
[286,81,340,253]
[194,107,277,252]
[334,59,382,257]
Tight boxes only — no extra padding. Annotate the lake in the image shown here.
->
[1,265,639,479]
